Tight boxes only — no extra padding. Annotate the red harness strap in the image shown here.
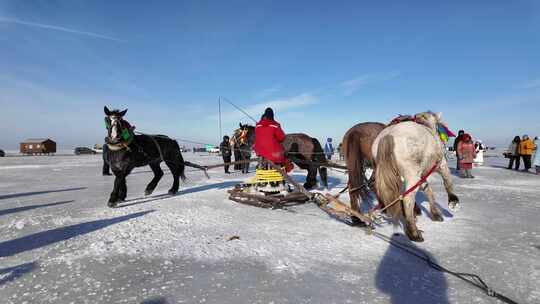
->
[372,162,439,211]
[402,162,439,197]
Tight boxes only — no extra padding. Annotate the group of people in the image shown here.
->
[218,108,341,174]
[453,130,486,178]
[219,107,290,174]
[506,135,539,174]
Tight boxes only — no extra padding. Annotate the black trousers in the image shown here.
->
[508,156,520,170]
[522,155,532,170]
[456,153,460,170]
[222,155,231,173]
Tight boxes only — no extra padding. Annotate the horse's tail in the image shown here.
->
[171,140,186,182]
[374,135,403,220]
[177,153,186,182]
[343,130,366,204]
[311,137,328,188]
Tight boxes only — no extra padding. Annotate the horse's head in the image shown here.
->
[104,106,128,144]
[234,123,255,147]
[415,111,454,143]
[414,111,444,131]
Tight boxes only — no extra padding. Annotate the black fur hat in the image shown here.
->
[263,107,274,120]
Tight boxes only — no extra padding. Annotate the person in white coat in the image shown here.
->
[532,136,540,175]
[473,140,485,166]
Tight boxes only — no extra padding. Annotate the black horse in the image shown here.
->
[282,133,329,190]
[103,106,202,207]
[231,123,255,174]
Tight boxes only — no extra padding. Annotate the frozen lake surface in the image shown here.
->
[0,153,538,303]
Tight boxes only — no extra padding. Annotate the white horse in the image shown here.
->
[372,111,459,242]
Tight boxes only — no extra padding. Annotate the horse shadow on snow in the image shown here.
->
[118,181,242,208]
[375,233,449,304]
[0,262,37,286]
[0,211,153,258]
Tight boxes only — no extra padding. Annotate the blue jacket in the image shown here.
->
[324,142,334,155]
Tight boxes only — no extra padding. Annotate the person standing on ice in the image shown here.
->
[473,140,484,166]
[507,136,521,170]
[519,135,534,172]
[457,133,476,178]
[532,136,540,175]
[324,138,334,160]
[254,107,293,171]
[453,130,465,171]
[219,135,232,174]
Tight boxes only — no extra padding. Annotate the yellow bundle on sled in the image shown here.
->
[248,169,285,184]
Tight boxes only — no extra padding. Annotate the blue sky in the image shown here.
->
[0,0,539,149]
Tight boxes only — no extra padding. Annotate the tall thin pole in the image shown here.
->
[218,96,222,140]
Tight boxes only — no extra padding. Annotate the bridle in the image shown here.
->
[105,116,133,151]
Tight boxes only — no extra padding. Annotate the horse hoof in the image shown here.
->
[145,189,153,196]
[409,234,424,242]
[168,190,177,195]
[432,214,444,222]
[303,183,315,190]
[406,230,424,242]
[448,201,460,212]
[350,216,367,227]
[107,201,118,208]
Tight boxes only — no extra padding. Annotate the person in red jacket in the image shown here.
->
[457,133,477,178]
[254,108,293,171]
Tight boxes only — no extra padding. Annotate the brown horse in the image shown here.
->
[231,123,255,173]
[342,122,386,220]
[282,133,329,190]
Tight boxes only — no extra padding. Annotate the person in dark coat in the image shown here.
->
[507,136,521,170]
[220,135,232,174]
[453,130,465,170]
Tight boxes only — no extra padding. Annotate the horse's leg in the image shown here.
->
[304,166,317,190]
[318,167,328,189]
[118,175,128,201]
[108,170,123,207]
[403,175,424,242]
[421,183,443,222]
[165,161,180,195]
[145,162,164,196]
[243,154,250,173]
[403,192,424,242]
[437,160,460,209]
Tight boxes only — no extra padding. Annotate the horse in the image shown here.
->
[342,122,386,216]
[282,133,329,190]
[103,106,202,207]
[231,123,255,174]
[373,111,459,242]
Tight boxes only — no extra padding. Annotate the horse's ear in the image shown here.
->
[104,106,111,116]
[119,109,128,117]
[239,123,243,128]
[436,112,442,120]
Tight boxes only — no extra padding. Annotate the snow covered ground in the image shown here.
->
[0,153,538,304]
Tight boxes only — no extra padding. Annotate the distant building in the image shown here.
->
[20,138,57,155]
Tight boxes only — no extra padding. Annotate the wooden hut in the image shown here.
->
[20,138,57,155]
